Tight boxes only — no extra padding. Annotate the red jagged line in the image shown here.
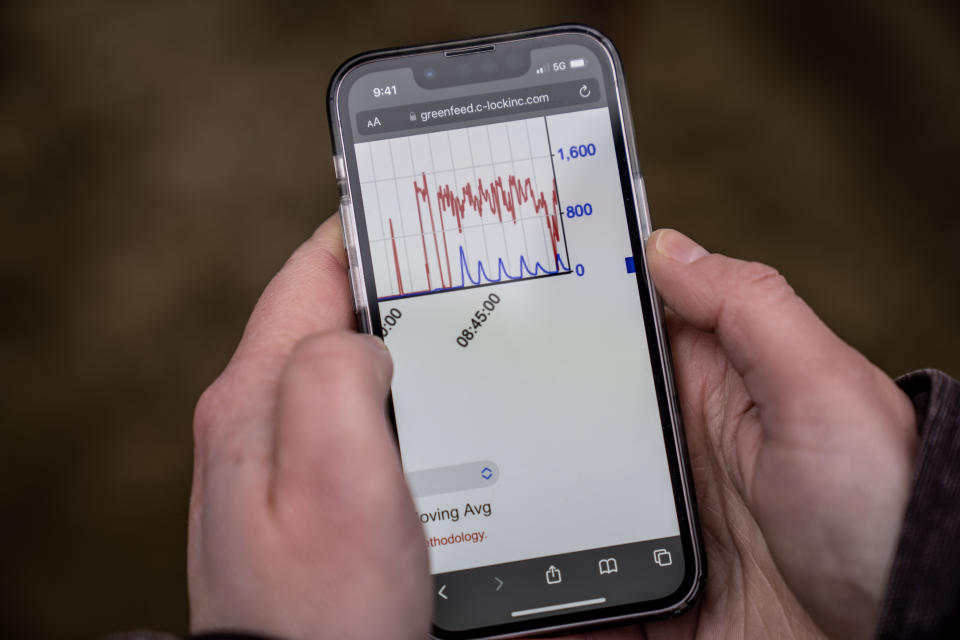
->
[394,172,563,295]
[388,218,404,295]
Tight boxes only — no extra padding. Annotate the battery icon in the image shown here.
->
[570,58,586,68]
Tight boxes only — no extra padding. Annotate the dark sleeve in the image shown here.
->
[876,369,960,639]
[104,633,277,640]
[188,634,280,640]
[186,631,280,640]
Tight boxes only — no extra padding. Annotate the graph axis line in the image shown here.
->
[543,115,572,270]
[377,268,574,302]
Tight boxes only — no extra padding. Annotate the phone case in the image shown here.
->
[326,24,705,639]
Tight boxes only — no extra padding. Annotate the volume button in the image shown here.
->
[339,195,360,263]
[337,211,348,253]
[333,155,347,183]
[347,265,358,306]
[337,198,349,253]
[634,171,652,240]
[347,265,364,316]
[346,244,359,270]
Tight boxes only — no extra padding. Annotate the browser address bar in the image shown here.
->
[355,78,600,135]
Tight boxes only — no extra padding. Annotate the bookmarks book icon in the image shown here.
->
[598,558,618,575]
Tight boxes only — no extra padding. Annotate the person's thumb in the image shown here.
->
[645,228,874,427]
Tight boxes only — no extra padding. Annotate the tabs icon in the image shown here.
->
[653,549,673,567]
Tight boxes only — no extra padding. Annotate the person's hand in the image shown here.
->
[189,216,916,640]
[188,216,430,640]
[550,230,918,640]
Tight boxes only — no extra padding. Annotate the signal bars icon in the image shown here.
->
[535,66,545,74]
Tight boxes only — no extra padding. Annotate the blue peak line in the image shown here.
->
[378,246,571,301]
[448,245,568,290]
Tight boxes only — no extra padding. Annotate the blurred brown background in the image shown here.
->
[1,1,958,637]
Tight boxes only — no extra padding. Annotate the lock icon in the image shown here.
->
[545,565,562,585]
[409,111,417,122]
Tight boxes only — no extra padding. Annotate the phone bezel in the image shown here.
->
[327,24,705,640]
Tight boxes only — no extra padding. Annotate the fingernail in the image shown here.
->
[654,229,709,264]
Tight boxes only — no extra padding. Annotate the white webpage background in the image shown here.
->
[355,108,680,574]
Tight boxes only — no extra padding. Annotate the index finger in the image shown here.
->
[233,213,355,365]
[190,213,359,541]
[208,214,356,424]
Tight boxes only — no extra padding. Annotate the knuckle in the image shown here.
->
[288,331,390,390]
[193,377,227,446]
[740,260,788,290]
[734,260,796,304]
[711,259,800,330]
[291,331,360,364]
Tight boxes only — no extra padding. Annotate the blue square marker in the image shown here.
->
[625,257,636,273]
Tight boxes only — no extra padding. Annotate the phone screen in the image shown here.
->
[332,29,698,638]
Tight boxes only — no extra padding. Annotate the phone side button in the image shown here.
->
[347,266,361,309]
[338,198,353,253]
[347,267,370,333]
[332,155,347,183]
[355,309,369,334]
[338,214,348,252]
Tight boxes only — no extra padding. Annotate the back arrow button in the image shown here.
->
[438,584,448,600]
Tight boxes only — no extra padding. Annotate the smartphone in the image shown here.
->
[327,24,704,639]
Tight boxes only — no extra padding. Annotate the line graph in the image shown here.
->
[354,116,571,301]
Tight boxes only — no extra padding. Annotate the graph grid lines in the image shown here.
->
[355,116,572,301]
